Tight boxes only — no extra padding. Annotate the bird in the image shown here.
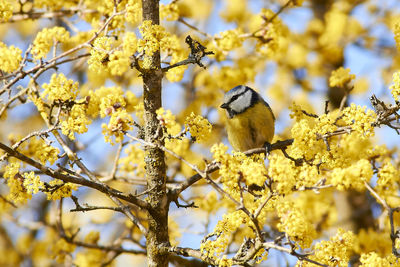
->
[220,85,275,152]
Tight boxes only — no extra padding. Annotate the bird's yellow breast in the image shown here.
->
[226,102,275,151]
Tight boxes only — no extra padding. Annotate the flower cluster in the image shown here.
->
[374,161,400,206]
[125,0,142,24]
[23,171,44,194]
[9,134,60,165]
[156,108,193,162]
[138,20,172,69]
[3,162,31,204]
[268,153,321,194]
[215,29,244,52]
[32,27,70,59]
[249,8,289,58]
[184,112,212,142]
[87,36,114,74]
[359,252,397,266]
[82,86,138,144]
[355,228,392,256]
[303,228,355,267]
[0,0,12,22]
[88,32,138,76]
[119,143,146,177]
[277,199,317,248]
[394,23,400,52]
[341,104,376,137]
[390,71,400,101]
[42,73,78,102]
[330,159,373,191]
[102,109,133,144]
[329,67,355,87]
[157,108,181,135]
[289,102,376,170]
[33,0,77,10]
[200,210,249,258]
[0,42,22,72]
[211,143,268,199]
[61,104,91,140]
[51,238,76,263]
[45,179,77,200]
[160,2,179,21]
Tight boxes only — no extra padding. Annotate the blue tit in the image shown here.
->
[220,85,275,152]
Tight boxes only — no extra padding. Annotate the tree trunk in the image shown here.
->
[142,1,169,266]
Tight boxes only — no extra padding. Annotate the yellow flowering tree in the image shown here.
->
[1,0,400,266]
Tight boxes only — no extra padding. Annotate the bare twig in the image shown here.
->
[364,181,400,257]
[161,35,214,72]
[5,8,97,23]
[0,141,150,210]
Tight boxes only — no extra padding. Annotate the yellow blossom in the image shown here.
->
[165,44,188,82]
[341,104,376,137]
[318,8,347,47]
[390,71,400,101]
[138,20,172,69]
[156,108,181,135]
[198,191,221,214]
[277,199,317,248]
[287,43,307,68]
[138,20,167,56]
[32,27,70,59]
[90,86,126,118]
[4,162,20,180]
[119,143,145,177]
[161,3,179,21]
[29,93,49,121]
[34,0,77,10]
[394,23,400,51]
[249,9,289,58]
[218,255,233,267]
[51,238,76,263]
[355,228,392,256]
[0,42,22,72]
[329,67,355,87]
[23,171,44,194]
[359,252,398,267]
[0,0,12,22]
[42,73,78,102]
[61,104,91,140]
[102,109,133,144]
[74,249,107,267]
[108,50,130,76]
[9,134,60,165]
[4,162,31,204]
[123,31,138,56]
[211,143,269,199]
[301,228,355,267]
[330,159,373,191]
[220,0,249,23]
[88,36,114,74]
[45,179,77,200]
[201,210,249,258]
[215,29,244,51]
[184,112,212,142]
[373,161,400,206]
[126,0,142,24]
[84,231,100,244]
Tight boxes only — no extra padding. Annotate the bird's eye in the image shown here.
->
[231,95,239,102]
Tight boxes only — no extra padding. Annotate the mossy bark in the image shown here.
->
[142,1,169,266]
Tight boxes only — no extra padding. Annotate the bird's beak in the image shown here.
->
[220,103,228,109]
